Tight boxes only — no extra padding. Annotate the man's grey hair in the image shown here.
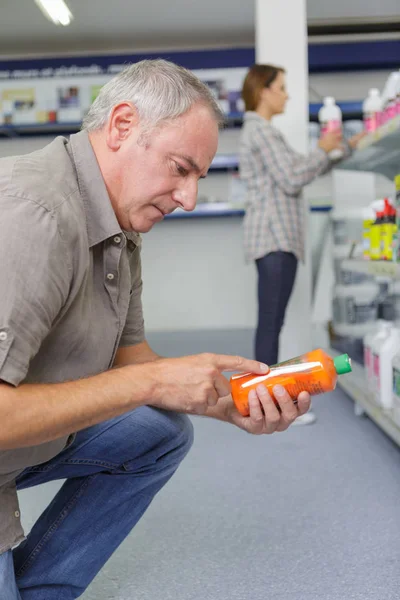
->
[82,59,225,132]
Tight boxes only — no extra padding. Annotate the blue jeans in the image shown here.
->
[255,251,298,366]
[1,406,193,599]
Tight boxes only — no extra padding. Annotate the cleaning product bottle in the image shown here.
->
[362,217,374,259]
[374,325,400,409]
[230,349,352,417]
[318,97,343,160]
[391,351,400,426]
[393,175,400,263]
[364,321,384,387]
[370,209,384,260]
[362,88,382,133]
[380,198,396,261]
[381,72,400,124]
[370,321,392,399]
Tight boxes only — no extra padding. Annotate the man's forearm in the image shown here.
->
[113,340,161,367]
[0,364,155,450]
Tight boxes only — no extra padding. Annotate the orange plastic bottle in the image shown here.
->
[230,349,352,417]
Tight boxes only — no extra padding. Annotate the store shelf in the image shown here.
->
[341,259,400,279]
[328,347,400,447]
[335,116,400,180]
[0,122,82,137]
[165,203,245,219]
[208,154,239,171]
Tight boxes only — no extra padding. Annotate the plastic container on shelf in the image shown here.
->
[380,198,397,261]
[363,217,375,260]
[370,321,393,398]
[381,281,400,321]
[374,325,400,409]
[332,281,379,325]
[391,351,400,427]
[370,209,384,260]
[318,96,343,160]
[362,88,382,133]
[363,320,386,387]
[381,72,400,124]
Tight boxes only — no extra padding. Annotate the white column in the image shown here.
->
[255,0,312,360]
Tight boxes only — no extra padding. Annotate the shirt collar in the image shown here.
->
[244,111,271,125]
[67,130,139,248]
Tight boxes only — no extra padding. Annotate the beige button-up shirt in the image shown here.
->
[0,130,145,553]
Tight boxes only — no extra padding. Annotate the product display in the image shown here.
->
[318,96,343,160]
[362,88,382,133]
[230,349,352,417]
[373,325,400,409]
[391,351,400,426]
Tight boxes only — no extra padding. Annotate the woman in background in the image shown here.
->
[239,64,362,424]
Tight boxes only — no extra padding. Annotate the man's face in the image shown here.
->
[107,103,219,233]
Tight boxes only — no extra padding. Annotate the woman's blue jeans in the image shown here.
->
[0,406,194,599]
[255,251,298,366]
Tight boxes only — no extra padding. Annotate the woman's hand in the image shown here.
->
[222,386,312,435]
[348,131,367,150]
[317,130,343,154]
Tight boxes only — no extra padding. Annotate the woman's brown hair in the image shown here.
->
[241,64,285,112]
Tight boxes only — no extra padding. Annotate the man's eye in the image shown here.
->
[175,163,188,176]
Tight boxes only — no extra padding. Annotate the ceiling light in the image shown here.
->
[35,0,74,26]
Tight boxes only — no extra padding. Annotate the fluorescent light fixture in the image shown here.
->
[35,0,74,26]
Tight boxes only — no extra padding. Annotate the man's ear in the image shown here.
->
[106,102,139,151]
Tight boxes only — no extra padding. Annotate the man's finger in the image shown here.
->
[214,373,231,399]
[213,354,269,375]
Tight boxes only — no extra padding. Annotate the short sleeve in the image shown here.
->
[119,242,145,347]
[0,196,70,385]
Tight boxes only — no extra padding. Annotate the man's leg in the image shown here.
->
[13,406,194,600]
[0,550,21,599]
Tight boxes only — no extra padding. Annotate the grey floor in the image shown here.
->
[18,330,400,599]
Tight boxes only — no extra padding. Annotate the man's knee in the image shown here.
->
[155,410,194,463]
[121,407,194,475]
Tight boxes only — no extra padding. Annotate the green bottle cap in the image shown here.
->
[334,354,352,375]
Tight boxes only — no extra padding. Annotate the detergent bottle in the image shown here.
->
[230,349,352,417]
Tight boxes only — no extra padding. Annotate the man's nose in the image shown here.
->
[173,179,198,212]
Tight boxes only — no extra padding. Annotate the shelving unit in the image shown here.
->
[341,259,400,279]
[336,116,400,180]
[325,117,400,446]
[328,348,400,447]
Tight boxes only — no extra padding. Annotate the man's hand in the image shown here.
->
[147,353,268,415]
[222,385,311,434]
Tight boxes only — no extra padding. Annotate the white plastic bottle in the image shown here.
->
[397,69,400,116]
[370,321,392,400]
[391,351,400,426]
[375,325,400,409]
[363,320,385,387]
[362,88,382,133]
[381,72,400,124]
[318,96,343,160]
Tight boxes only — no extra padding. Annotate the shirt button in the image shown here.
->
[106,273,115,281]
[15,511,20,518]
[113,236,122,244]
[0,331,7,341]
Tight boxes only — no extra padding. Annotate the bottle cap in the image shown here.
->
[334,354,352,375]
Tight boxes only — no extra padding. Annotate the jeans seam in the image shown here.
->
[15,474,97,578]
[62,458,119,469]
